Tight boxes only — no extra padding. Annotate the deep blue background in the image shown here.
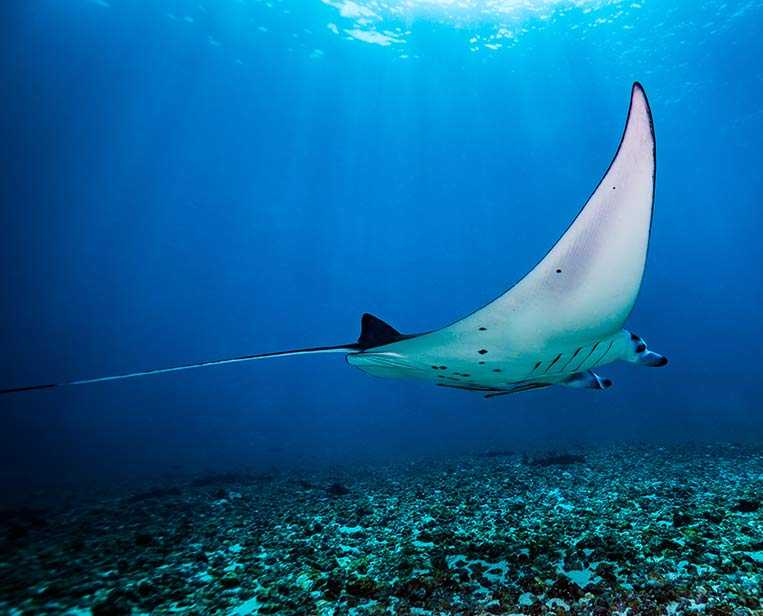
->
[1,0,762,495]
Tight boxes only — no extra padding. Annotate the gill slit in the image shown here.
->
[574,341,600,371]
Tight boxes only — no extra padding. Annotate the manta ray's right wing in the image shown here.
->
[441,82,656,353]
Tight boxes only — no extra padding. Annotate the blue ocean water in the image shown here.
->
[1,0,762,493]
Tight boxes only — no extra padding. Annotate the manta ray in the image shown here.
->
[1,82,666,399]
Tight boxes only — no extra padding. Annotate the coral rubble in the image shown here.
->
[0,443,761,614]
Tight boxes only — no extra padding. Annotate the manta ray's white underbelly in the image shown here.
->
[347,329,633,392]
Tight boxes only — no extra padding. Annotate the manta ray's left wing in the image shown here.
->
[439,82,655,353]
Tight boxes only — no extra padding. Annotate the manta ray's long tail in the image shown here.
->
[0,344,356,396]
[0,312,408,396]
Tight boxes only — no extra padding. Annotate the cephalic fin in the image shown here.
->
[626,331,668,367]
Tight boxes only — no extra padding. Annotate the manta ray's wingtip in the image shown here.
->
[628,81,654,136]
[631,81,650,103]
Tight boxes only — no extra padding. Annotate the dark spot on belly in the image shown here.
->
[439,366,447,370]
[478,349,488,355]
[493,368,502,373]
[478,327,487,331]
[555,268,562,273]
[478,361,485,365]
